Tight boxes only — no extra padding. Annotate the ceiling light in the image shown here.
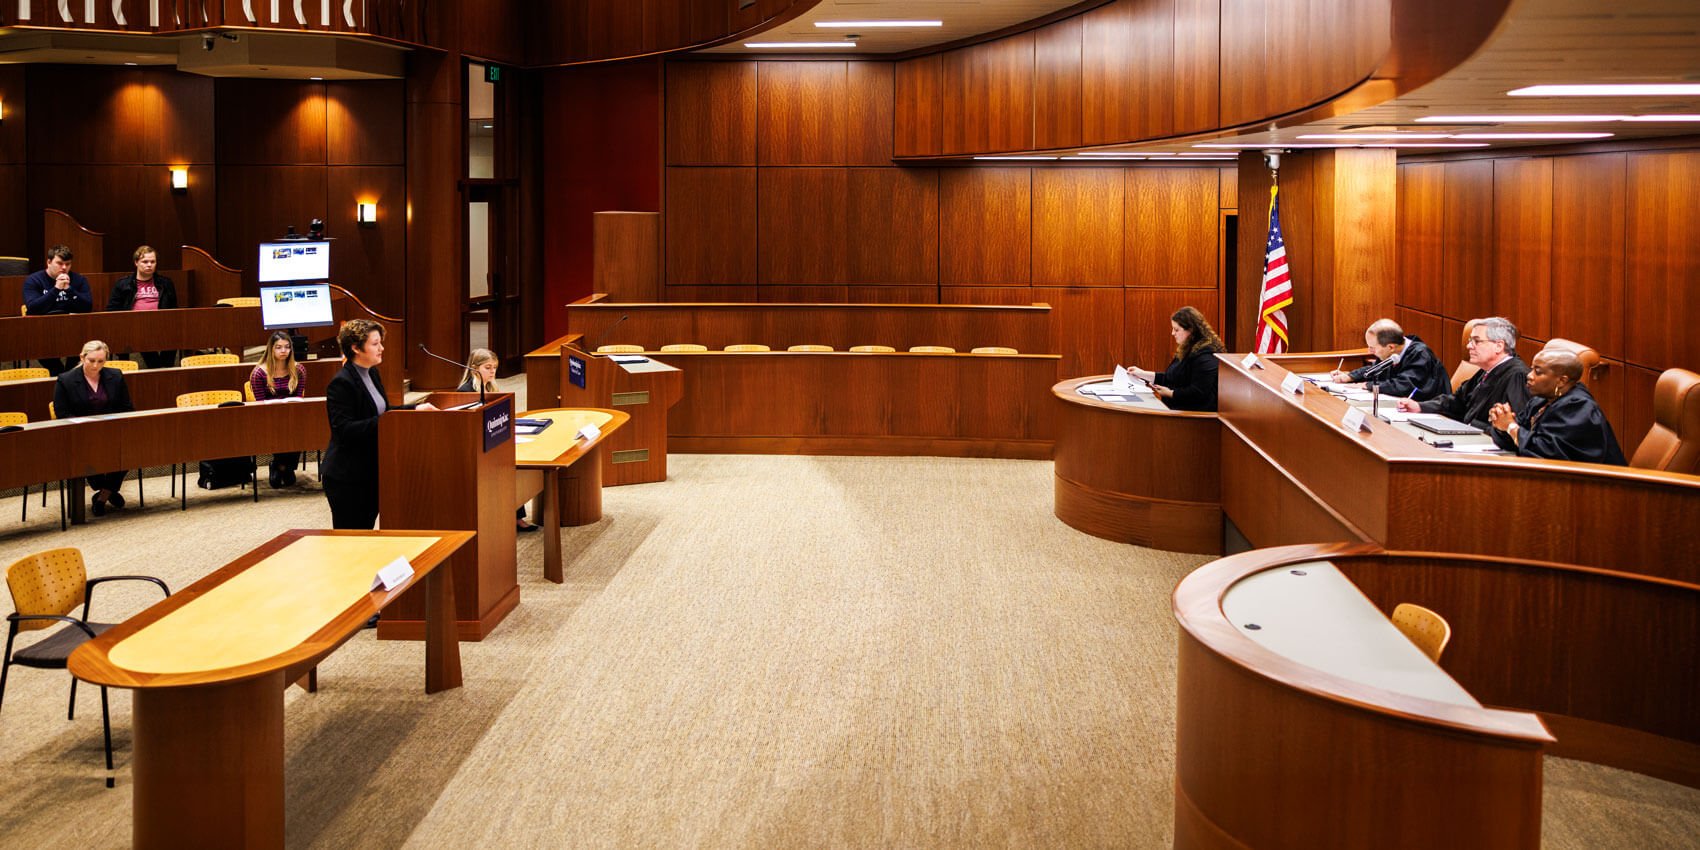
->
[123,62,138,66]
[1415,115,1629,123]
[1298,133,1453,139]
[1450,132,1614,139]
[744,41,858,48]
[310,76,323,81]
[1509,84,1700,97]
[1065,155,1143,160]
[1193,143,1350,149]
[973,156,1056,160]
[1361,143,1491,148]
[1624,114,1700,122]
[1076,151,1171,156]
[815,20,942,28]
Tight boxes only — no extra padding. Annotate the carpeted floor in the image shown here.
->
[0,453,1696,848]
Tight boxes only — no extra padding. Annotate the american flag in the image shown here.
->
[1255,185,1294,354]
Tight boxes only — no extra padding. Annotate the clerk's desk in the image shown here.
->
[68,529,473,850]
[525,341,682,485]
[513,407,630,583]
[1051,376,1221,553]
[1219,352,1700,582]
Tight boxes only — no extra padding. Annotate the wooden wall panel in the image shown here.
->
[665,167,757,285]
[941,34,1035,155]
[1032,15,1083,150]
[1442,159,1495,323]
[1625,150,1700,372]
[586,0,645,60]
[845,62,895,166]
[940,168,1031,286]
[666,62,756,166]
[327,166,408,317]
[1550,153,1626,362]
[846,168,938,285]
[758,285,847,304]
[1323,148,1397,350]
[1033,168,1122,286]
[326,81,407,165]
[1492,158,1553,341]
[1219,0,1387,129]
[661,285,758,302]
[1397,162,1445,315]
[758,168,847,284]
[0,66,26,166]
[593,211,661,303]
[0,165,26,260]
[1081,0,1175,145]
[1394,307,1446,356]
[758,61,847,166]
[215,166,329,293]
[1125,288,1220,373]
[1172,0,1221,134]
[894,55,942,158]
[214,80,328,165]
[1126,168,1217,288]
[848,285,938,304]
[1038,286,1126,377]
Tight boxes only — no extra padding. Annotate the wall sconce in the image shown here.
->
[0,99,6,121]
[356,201,378,226]
[169,166,188,192]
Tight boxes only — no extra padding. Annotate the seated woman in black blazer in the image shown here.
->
[52,339,135,516]
[321,318,436,530]
[1125,305,1226,412]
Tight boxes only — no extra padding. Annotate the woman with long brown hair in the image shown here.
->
[1126,306,1225,412]
[250,330,308,487]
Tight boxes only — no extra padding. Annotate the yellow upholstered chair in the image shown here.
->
[0,412,23,428]
[173,391,255,507]
[2,548,170,787]
[659,344,707,352]
[1631,368,1700,475]
[908,345,956,354]
[1390,603,1451,663]
[216,297,261,308]
[0,367,50,383]
[596,344,644,354]
[180,353,240,368]
[176,390,241,408]
[2,412,58,527]
[849,345,895,353]
[724,344,771,352]
[971,347,1018,355]
[787,344,833,352]
[106,359,139,373]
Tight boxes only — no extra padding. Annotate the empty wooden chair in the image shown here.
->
[0,367,50,382]
[216,297,261,308]
[106,359,139,373]
[1630,368,1700,475]
[180,353,240,368]
[724,344,771,352]
[1390,603,1451,662]
[971,347,1018,355]
[908,346,955,354]
[849,345,895,353]
[173,391,254,507]
[596,344,644,354]
[787,345,833,352]
[659,344,707,352]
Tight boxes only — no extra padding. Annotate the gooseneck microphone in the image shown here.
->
[417,344,483,405]
[582,314,631,356]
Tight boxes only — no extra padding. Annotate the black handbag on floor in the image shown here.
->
[198,457,255,489]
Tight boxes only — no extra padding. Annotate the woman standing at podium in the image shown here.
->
[321,319,434,530]
[1124,306,1225,412]
[457,348,539,533]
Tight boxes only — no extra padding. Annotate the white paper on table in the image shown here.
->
[1297,372,1333,381]
[370,556,415,592]
[609,355,649,364]
[1440,443,1506,454]
[515,435,534,444]
[1112,365,1134,393]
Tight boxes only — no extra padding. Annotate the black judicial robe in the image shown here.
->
[1418,355,1531,430]
[1490,384,1627,466]
[1346,335,1448,401]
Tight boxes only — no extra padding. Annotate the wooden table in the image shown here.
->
[67,529,473,850]
[514,407,630,583]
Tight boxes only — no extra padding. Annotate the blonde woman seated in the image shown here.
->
[459,348,539,533]
[52,340,135,516]
[250,330,308,488]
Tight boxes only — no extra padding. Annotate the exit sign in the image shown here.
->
[485,65,502,83]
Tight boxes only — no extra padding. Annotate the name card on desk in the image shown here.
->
[1241,352,1261,370]
[1280,373,1305,395]
[577,423,602,443]
[370,557,414,592]
[1341,406,1372,433]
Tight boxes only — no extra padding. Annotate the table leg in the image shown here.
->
[424,557,462,694]
[68,476,87,525]
[132,672,285,850]
[542,470,563,584]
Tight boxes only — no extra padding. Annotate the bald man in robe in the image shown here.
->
[1488,349,1626,465]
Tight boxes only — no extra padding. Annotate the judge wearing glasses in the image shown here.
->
[1397,316,1530,429]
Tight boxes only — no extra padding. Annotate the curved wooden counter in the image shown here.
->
[1051,376,1221,554]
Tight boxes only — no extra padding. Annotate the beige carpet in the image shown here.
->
[0,454,1696,848]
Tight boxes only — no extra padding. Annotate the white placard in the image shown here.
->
[1112,365,1134,392]
[577,423,602,442]
[1341,406,1371,433]
[1241,352,1261,370]
[1280,373,1305,394]
[370,556,414,592]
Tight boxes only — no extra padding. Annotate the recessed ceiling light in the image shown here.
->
[744,41,858,48]
[1509,84,1700,97]
[1415,115,1629,123]
[1361,143,1491,148]
[1076,151,1171,157]
[815,20,942,28]
[1297,133,1453,140]
[1065,155,1143,160]
[1193,143,1348,149]
[973,156,1057,160]
[1623,114,1700,122]
[1450,132,1614,139]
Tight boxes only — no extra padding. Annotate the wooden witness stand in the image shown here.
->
[528,341,682,486]
[375,392,518,641]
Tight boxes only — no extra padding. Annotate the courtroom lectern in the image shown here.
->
[377,392,518,640]
[560,344,682,485]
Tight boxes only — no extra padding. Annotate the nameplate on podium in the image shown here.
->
[482,397,513,452]
[567,355,587,389]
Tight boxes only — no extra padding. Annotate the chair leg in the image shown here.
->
[1,633,15,713]
[135,470,144,508]
[58,480,66,532]
[67,676,78,720]
[170,463,177,498]
[180,465,188,512]
[252,458,259,503]
[100,686,114,788]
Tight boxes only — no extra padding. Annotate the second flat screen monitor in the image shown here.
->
[259,283,335,330]
[257,241,331,283]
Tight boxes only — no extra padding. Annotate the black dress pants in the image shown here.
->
[323,478,378,530]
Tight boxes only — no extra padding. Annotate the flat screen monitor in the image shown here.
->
[257,240,331,283]
[258,283,335,330]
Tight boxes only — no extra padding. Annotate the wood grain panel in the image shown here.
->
[940,168,1031,286]
[1550,153,1626,363]
[586,0,645,61]
[845,62,895,166]
[1492,158,1553,341]
[660,285,758,302]
[1625,150,1700,371]
[326,81,406,166]
[847,285,938,304]
[1218,0,1388,128]
[593,211,661,303]
[664,167,757,285]
[1032,15,1083,150]
[758,168,847,284]
[894,55,943,158]
[1126,167,1217,288]
[0,66,26,166]
[758,61,847,166]
[140,165,219,273]
[1171,0,1220,134]
[941,33,1035,155]
[846,168,938,285]
[215,166,329,293]
[30,165,215,273]
[1218,167,1237,210]
[1443,159,1495,323]
[27,66,153,164]
[0,165,25,259]
[758,285,847,304]
[1394,307,1446,359]
[1323,148,1398,350]
[1036,287,1125,377]
[1397,162,1445,315]
[1033,168,1122,286]
[1081,0,1175,145]
[666,62,756,166]
[213,80,328,165]
[1124,288,1220,374]
[150,69,217,166]
[327,166,407,318]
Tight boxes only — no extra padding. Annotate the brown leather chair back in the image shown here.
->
[1630,368,1700,475]
[1449,319,1483,391]
[1541,338,1603,386]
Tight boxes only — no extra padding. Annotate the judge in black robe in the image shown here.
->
[1330,323,1449,401]
[1488,349,1626,465]
[1408,354,1530,429]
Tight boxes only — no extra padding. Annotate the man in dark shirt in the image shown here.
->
[1327,318,1448,401]
[1488,349,1626,465]
[23,245,94,374]
[1397,316,1530,430]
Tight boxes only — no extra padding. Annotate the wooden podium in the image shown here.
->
[377,392,518,641]
[559,344,682,485]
